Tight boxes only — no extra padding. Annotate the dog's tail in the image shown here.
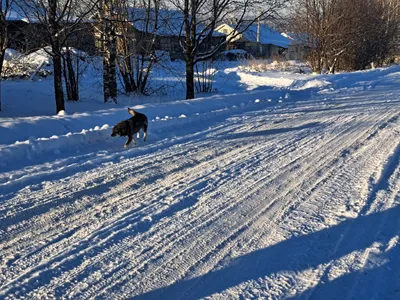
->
[143,117,148,142]
[128,107,136,116]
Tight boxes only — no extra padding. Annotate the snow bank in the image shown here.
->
[2,47,90,79]
[23,47,88,66]
[290,79,332,90]
[0,88,287,146]
[236,71,296,89]
[3,62,400,167]
[240,60,311,73]
[0,125,111,166]
[24,48,53,66]
[4,49,22,61]
[227,69,330,91]
[0,91,284,166]
[223,65,317,91]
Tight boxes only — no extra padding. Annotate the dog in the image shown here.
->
[111,108,148,148]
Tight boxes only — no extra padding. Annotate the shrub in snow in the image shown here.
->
[243,59,311,74]
[2,59,51,79]
[216,49,254,61]
[62,48,89,101]
[195,59,220,93]
[1,47,89,81]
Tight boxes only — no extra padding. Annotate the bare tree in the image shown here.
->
[290,0,400,73]
[168,0,290,99]
[16,0,98,113]
[114,0,160,95]
[0,0,13,111]
[0,0,11,76]
[194,58,218,93]
[290,0,348,73]
[62,47,88,101]
[98,0,118,103]
[368,0,400,66]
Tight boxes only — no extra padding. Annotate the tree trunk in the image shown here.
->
[0,49,4,111]
[0,12,7,111]
[186,57,195,99]
[0,14,7,76]
[53,53,65,113]
[121,55,137,93]
[48,0,65,114]
[103,0,117,103]
[140,59,154,94]
[103,27,117,103]
[0,44,5,77]
[103,54,110,102]
[183,0,195,100]
[109,31,117,102]
[62,51,79,101]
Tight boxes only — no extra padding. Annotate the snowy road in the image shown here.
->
[1,74,400,299]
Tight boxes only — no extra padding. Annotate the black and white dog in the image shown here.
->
[111,108,148,148]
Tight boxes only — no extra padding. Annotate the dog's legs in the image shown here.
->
[124,135,135,148]
[143,124,148,142]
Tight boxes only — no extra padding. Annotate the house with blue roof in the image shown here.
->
[215,23,290,59]
[4,4,38,51]
[281,32,310,61]
[113,8,226,60]
[4,4,96,54]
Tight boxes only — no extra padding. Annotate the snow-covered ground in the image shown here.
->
[0,61,399,299]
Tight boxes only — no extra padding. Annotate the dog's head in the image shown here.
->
[111,121,128,137]
[128,107,136,117]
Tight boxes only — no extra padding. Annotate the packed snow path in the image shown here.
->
[1,82,400,299]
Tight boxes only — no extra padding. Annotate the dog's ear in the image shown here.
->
[128,108,136,117]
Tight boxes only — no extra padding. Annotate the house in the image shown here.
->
[281,33,310,61]
[5,6,97,55]
[5,8,42,52]
[215,23,290,58]
[5,5,225,59]
[121,8,226,60]
[92,8,227,60]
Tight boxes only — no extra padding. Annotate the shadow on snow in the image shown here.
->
[136,204,400,299]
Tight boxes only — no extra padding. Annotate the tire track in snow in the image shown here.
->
[0,110,334,296]
[22,118,324,296]
[0,114,324,296]
[254,112,400,299]
[1,101,398,298]
[86,108,396,298]
[0,116,265,243]
[51,109,396,296]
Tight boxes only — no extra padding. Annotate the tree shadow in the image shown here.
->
[286,242,400,300]
[273,99,400,116]
[135,205,400,299]
[220,122,323,140]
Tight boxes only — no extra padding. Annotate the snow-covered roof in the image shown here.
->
[127,8,224,38]
[2,0,35,22]
[6,9,29,22]
[242,24,289,48]
[4,2,86,24]
[228,23,290,48]
[281,32,309,46]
